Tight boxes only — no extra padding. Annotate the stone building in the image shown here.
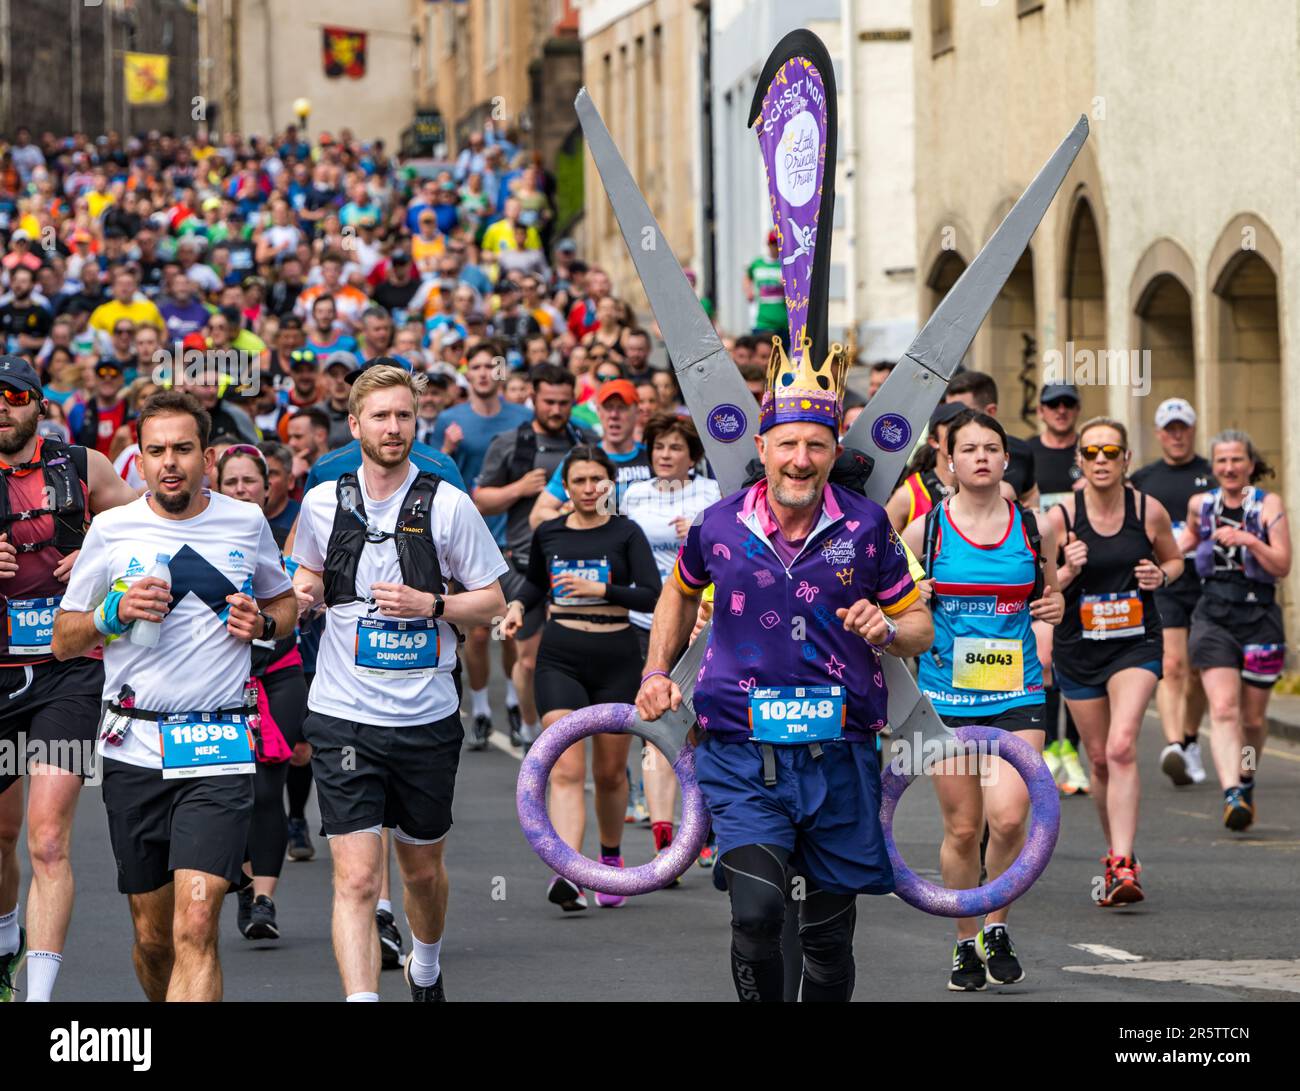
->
[914,0,1297,630]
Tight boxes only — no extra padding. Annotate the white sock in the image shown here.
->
[523,720,540,743]
[0,906,18,954]
[377,898,393,917]
[25,950,62,1002]
[504,680,519,708]
[409,934,442,987]
[471,687,491,719]
[346,991,379,1002]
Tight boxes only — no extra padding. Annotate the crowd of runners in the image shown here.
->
[0,120,1289,1002]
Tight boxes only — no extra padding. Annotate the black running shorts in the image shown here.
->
[0,656,104,792]
[1189,597,1286,689]
[304,711,464,841]
[101,756,254,894]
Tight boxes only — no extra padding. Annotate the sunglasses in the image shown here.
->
[219,443,268,468]
[114,326,135,335]
[1081,444,1125,462]
[289,349,318,367]
[95,365,124,379]
[0,387,36,406]
[1043,399,1077,411]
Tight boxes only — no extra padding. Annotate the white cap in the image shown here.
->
[1155,397,1196,429]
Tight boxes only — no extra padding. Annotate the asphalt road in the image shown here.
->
[14,696,1300,1002]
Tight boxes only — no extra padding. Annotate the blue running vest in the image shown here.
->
[918,499,1045,715]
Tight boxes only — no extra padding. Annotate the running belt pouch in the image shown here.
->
[254,683,293,763]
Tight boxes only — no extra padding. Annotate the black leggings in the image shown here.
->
[286,671,314,821]
[721,843,858,1002]
[534,621,642,717]
[246,667,308,878]
[1043,684,1080,748]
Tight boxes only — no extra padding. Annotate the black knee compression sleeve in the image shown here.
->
[721,843,790,1002]
[799,890,857,1002]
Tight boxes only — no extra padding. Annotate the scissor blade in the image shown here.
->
[576,88,759,494]
[845,116,1089,499]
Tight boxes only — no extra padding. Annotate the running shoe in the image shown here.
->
[697,843,718,869]
[1043,739,1063,784]
[286,816,315,861]
[655,849,682,888]
[468,714,493,752]
[0,927,25,1003]
[1223,786,1254,832]
[976,925,1024,984]
[1059,740,1091,795]
[245,895,280,941]
[507,703,524,748]
[1159,742,1193,786]
[632,798,650,825]
[547,874,588,912]
[1183,740,1207,784]
[237,885,254,935]
[403,957,446,1002]
[948,938,986,992]
[1098,854,1143,906]
[376,908,405,970]
[594,856,626,908]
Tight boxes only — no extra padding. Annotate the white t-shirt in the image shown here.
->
[620,474,721,629]
[60,492,293,770]
[292,462,507,727]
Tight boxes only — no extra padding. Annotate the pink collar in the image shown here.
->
[740,479,843,537]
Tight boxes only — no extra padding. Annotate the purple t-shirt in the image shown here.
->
[674,480,918,744]
[770,529,805,569]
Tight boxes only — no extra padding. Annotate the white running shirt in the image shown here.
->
[620,474,721,629]
[60,491,293,770]
[293,462,507,727]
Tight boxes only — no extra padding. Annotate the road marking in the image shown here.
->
[1263,746,1300,764]
[487,730,523,761]
[1166,808,1210,820]
[1069,943,1144,962]
[1064,959,1300,994]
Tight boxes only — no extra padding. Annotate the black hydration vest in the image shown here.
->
[507,420,590,483]
[0,438,89,555]
[322,471,445,607]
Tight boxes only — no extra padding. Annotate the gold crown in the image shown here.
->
[765,332,850,403]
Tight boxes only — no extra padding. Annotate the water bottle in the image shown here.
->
[129,553,172,648]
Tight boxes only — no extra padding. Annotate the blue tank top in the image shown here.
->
[918,499,1045,714]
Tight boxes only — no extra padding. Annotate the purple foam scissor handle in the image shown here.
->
[516,703,711,895]
[879,725,1060,917]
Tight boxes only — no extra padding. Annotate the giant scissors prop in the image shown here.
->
[518,31,1085,915]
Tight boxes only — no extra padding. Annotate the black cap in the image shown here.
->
[0,356,42,394]
[1039,383,1080,406]
[929,400,967,430]
[390,250,411,265]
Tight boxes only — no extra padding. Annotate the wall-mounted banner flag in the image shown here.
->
[748,30,838,366]
[323,27,367,79]
[124,52,170,105]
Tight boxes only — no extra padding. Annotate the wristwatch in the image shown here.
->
[430,592,446,619]
[1160,568,1171,589]
[258,611,277,641]
[874,615,898,649]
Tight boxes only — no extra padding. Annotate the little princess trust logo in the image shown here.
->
[870,414,912,453]
[707,404,746,443]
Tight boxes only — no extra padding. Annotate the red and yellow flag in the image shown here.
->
[322,27,367,79]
